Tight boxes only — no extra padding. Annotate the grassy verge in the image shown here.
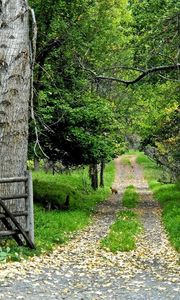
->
[122,185,139,208]
[136,152,180,252]
[0,161,115,262]
[136,152,162,182]
[101,210,141,252]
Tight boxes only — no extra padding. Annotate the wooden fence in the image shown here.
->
[0,172,35,249]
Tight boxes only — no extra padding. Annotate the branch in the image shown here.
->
[158,74,180,82]
[100,66,145,73]
[29,7,49,159]
[35,37,65,95]
[36,38,65,64]
[94,64,180,85]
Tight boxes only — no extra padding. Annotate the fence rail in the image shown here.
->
[0,177,28,183]
[0,172,35,249]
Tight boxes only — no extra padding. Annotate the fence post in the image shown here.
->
[27,171,34,243]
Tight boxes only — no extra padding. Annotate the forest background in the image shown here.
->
[28,0,180,185]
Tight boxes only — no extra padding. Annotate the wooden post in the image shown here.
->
[26,171,34,243]
[0,175,35,248]
[0,198,35,249]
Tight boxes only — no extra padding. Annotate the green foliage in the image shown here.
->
[28,0,180,174]
[123,0,180,179]
[131,0,180,68]
[101,210,141,252]
[122,185,139,208]
[136,152,180,251]
[0,247,11,262]
[0,161,115,261]
[28,0,133,164]
[41,96,118,165]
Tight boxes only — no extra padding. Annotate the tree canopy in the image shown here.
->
[28,0,180,180]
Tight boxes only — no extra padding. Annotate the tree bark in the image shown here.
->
[0,0,31,225]
[100,160,105,187]
[34,157,39,171]
[89,163,98,190]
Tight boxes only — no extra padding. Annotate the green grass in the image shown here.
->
[151,183,180,251]
[136,152,180,252]
[101,210,141,252]
[136,152,163,182]
[0,162,115,262]
[126,149,141,155]
[0,207,90,261]
[121,156,131,166]
[33,162,115,212]
[122,185,139,208]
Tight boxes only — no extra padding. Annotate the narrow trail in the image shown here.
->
[0,155,179,300]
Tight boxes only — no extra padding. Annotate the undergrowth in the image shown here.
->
[136,152,180,252]
[0,162,115,262]
[101,210,141,252]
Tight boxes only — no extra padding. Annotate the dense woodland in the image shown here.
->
[28,0,180,185]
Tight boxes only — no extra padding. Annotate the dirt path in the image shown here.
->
[0,155,179,300]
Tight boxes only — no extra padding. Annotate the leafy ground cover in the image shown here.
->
[0,162,115,262]
[136,152,180,251]
[101,210,141,252]
[122,185,139,208]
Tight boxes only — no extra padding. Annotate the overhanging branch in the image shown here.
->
[96,64,180,85]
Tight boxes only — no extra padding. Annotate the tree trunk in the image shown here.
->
[0,0,31,226]
[100,160,105,187]
[89,163,98,190]
[34,158,39,171]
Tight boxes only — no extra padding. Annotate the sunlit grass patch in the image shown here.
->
[122,185,139,208]
[101,210,141,252]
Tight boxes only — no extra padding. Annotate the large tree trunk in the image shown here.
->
[0,0,31,226]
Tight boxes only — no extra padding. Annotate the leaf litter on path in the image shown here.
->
[0,155,179,299]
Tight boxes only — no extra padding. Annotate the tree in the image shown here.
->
[86,0,180,84]
[0,1,32,222]
[39,94,118,188]
[28,0,131,174]
[84,0,180,180]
